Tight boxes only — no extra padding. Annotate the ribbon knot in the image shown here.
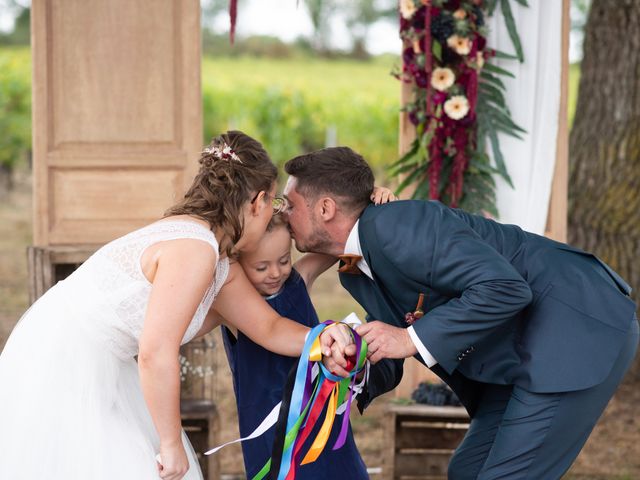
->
[337,254,363,275]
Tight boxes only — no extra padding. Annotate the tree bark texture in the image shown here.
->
[569,0,640,378]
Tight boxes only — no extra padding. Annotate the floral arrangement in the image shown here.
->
[392,0,527,216]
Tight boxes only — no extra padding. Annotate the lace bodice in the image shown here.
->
[57,220,229,359]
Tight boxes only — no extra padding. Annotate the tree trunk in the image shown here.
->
[569,0,640,378]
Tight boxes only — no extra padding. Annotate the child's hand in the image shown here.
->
[319,324,357,377]
[371,186,398,205]
[322,343,357,378]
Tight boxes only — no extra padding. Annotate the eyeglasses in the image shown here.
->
[271,196,289,215]
[251,191,289,215]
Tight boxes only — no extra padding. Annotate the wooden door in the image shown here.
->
[31,0,202,246]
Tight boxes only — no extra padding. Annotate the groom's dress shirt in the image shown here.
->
[344,220,438,368]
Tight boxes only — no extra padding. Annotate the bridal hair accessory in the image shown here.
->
[203,142,243,164]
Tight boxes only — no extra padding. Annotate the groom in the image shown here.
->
[282,146,639,479]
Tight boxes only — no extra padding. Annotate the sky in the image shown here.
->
[209,0,402,55]
[1,0,585,61]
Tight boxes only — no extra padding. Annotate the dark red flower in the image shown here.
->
[476,35,487,51]
[415,70,429,88]
[446,0,462,10]
[402,47,415,64]
[433,91,448,105]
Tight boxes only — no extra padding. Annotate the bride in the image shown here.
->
[0,131,353,480]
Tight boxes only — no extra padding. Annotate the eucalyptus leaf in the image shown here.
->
[486,0,499,15]
[487,125,514,187]
[480,71,507,90]
[500,0,524,62]
[479,84,507,106]
[492,49,520,61]
[483,62,516,78]
[395,165,427,195]
[432,40,442,62]
[413,174,433,200]
[388,139,420,169]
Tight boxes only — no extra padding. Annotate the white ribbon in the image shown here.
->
[205,401,282,456]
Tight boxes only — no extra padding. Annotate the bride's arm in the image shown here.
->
[212,263,354,369]
[138,239,217,477]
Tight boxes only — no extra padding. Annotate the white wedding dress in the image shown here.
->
[0,220,229,479]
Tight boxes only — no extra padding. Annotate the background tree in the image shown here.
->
[200,0,229,32]
[568,0,640,373]
[0,1,29,46]
[341,0,396,58]
[302,0,337,53]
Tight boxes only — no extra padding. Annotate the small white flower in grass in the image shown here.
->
[400,0,417,19]
[431,67,456,91]
[447,35,472,55]
[444,95,470,120]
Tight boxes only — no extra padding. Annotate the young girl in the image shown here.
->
[221,188,396,479]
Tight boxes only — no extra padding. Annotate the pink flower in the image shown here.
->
[430,67,455,91]
[447,35,472,55]
[444,95,470,120]
[433,91,448,105]
[400,0,418,20]
[453,9,467,20]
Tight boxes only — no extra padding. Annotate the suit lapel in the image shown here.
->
[357,216,408,326]
[336,216,406,328]
[339,271,401,326]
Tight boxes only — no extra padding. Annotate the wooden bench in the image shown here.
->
[384,404,470,480]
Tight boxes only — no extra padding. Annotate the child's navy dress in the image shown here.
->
[222,268,369,479]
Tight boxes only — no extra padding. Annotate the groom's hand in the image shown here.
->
[356,321,417,364]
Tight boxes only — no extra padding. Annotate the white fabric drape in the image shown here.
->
[487,1,563,234]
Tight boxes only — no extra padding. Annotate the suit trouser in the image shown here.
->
[448,320,639,480]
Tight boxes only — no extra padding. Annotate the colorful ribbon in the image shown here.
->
[255,320,368,480]
[204,314,367,480]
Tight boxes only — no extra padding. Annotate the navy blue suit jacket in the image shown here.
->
[340,201,636,417]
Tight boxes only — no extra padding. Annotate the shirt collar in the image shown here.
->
[344,220,362,256]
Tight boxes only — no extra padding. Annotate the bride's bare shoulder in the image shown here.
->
[141,235,217,284]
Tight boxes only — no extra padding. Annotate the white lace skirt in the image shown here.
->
[0,286,203,480]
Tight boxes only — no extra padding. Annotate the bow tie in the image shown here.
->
[338,254,363,275]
